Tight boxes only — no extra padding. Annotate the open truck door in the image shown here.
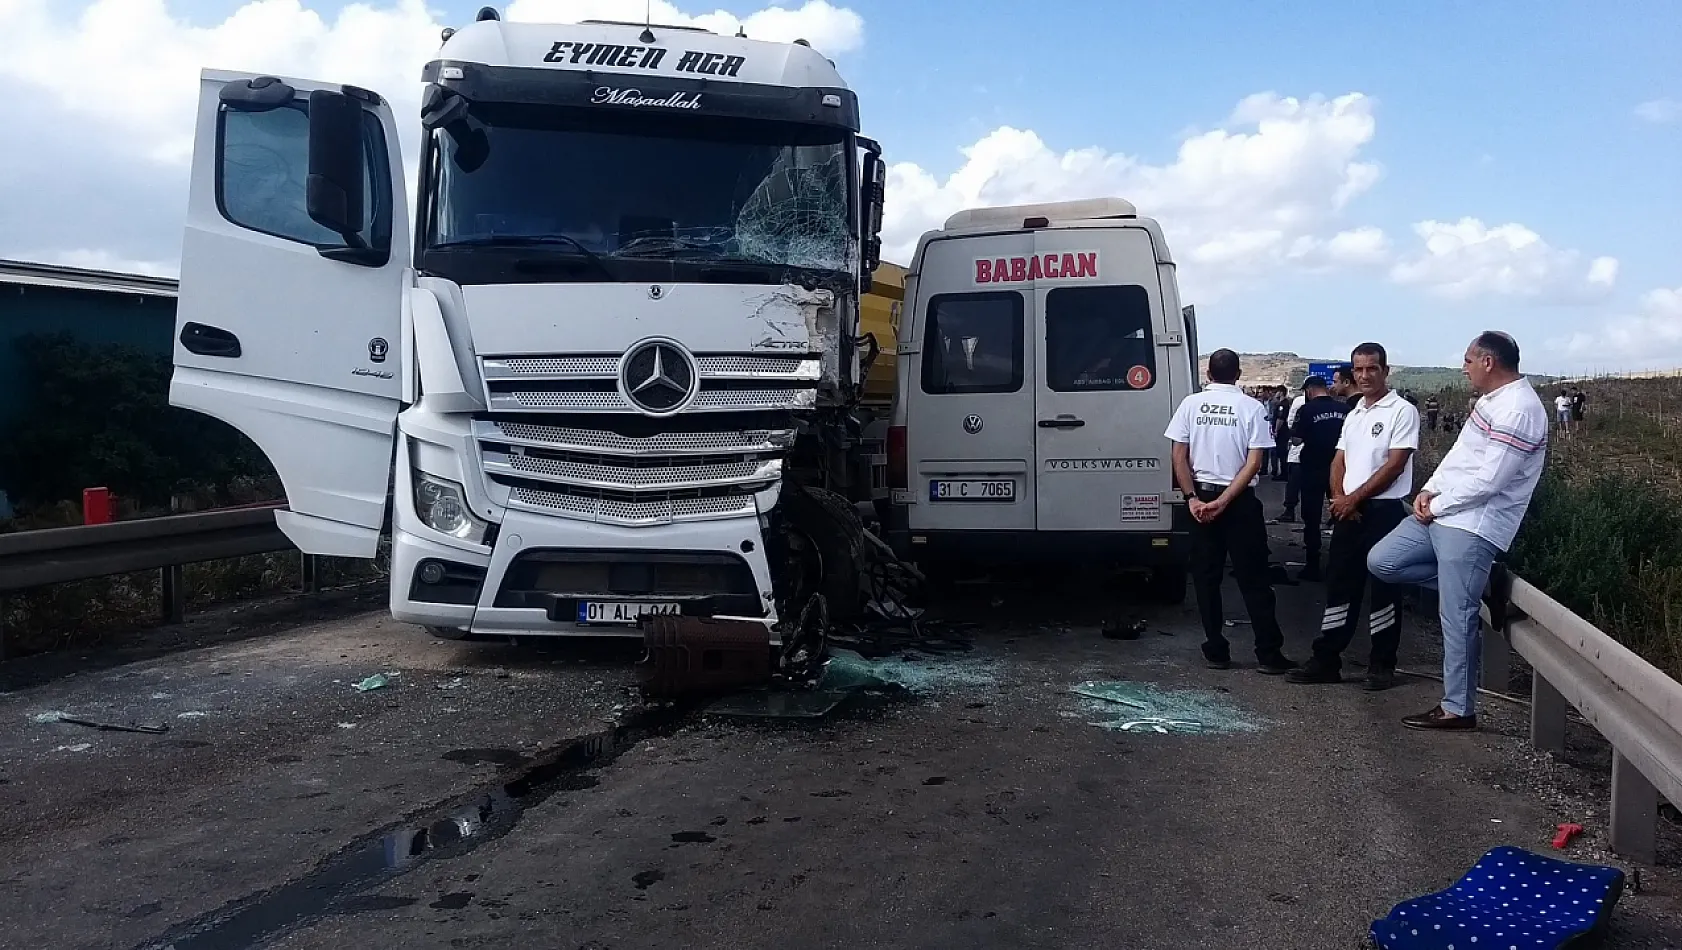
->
[171,70,409,557]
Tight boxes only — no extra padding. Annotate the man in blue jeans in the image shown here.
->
[1367,331,1548,731]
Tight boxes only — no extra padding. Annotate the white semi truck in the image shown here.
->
[168,8,889,676]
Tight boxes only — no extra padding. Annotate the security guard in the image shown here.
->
[1164,349,1298,674]
[1289,342,1419,691]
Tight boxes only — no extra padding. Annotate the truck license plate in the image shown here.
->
[575,601,681,625]
[929,479,1015,502]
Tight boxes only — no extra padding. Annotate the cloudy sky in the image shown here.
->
[1,0,1678,373]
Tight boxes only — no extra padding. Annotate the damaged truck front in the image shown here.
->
[167,10,890,681]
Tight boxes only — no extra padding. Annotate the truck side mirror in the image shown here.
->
[306,90,367,242]
[860,149,886,291]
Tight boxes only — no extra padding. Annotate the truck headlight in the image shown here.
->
[413,472,489,544]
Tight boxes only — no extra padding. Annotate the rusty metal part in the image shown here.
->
[637,615,773,699]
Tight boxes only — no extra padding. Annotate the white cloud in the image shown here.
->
[0,0,862,168]
[0,0,865,268]
[1387,218,1617,302]
[0,0,443,165]
[881,93,1383,300]
[1554,286,1682,371]
[1634,98,1682,124]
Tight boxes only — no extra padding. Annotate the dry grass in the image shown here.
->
[1416,377,1682,681]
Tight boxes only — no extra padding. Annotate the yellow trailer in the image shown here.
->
[859,260,907,410]
[855,260,907,507]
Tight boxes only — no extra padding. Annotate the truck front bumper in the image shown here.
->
[391,509,780,641]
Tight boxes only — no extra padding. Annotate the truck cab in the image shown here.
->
[168,10,887,651]
[885,198,1196,600]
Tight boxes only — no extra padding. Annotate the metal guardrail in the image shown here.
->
[1481,577,1681,864]
[0,504,306,656]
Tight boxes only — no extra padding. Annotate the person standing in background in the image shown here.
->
[1280,382,1309,521]
[1424,393,1441,431]
[1368,331,1548,731]
[1554,390,1573,432]
[1164,350,1298,675]
[1571,387,1587,425]
[1288,375,1348,581]
[1290,343,1419,691]
[1335,366,1361,410]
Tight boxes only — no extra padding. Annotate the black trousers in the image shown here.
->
[1189,485,1285,661]
[1299,476,1329,563]
[1309,498,1408,672]
[1283,462,1301,511]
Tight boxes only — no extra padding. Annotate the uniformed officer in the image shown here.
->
[1164,349,1298,674]
[1287,374,1349,581]
[1289,342,1419,691]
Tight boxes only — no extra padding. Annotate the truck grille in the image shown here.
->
[510,486,759,524]
[476,348,811,526]
[488,387,815,413]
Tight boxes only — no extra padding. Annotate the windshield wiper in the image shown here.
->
[614,235,735,259]
[432,235,615,279]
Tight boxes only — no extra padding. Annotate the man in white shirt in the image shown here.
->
[1164,349,1298,674]
[1289,343,1419,691]
[1553,391,1573,430]
[1368,331,1548,731]
[1279,385,1308,521]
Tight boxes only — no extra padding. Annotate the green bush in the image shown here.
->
[1509,468,1682,678]
[0,332,278,515]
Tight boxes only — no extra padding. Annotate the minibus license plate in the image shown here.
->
[576,601,680,625]
[929,479,1015,501]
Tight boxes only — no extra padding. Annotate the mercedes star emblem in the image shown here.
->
[621,339,696,415]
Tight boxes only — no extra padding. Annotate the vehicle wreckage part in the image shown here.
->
[637,615,773,699]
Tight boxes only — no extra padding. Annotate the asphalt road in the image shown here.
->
[1,482,1678,950]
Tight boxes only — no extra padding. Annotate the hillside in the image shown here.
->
[1231,351,1551,390]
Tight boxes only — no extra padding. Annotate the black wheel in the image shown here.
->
[1148,565,1188,604]
[425,625,472,640]
[779,487,868,625]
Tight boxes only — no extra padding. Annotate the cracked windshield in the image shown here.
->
[432,105,853,273]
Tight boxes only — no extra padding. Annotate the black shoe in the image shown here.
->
[1364,667,1400,691]
[1256,654,1299,675]
[1280,508,1296,523]
[1484,561,1513,631]
[1402,707,1477,731]
[1202,645,1233,670]
[1287,662,1341,684]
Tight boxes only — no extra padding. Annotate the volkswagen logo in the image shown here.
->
[962,414,984,434]
[619,338,697,416]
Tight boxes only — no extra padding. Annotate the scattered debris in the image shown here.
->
[1552,822,1584,848]
[176,711,209,719]
[632,870,665,890]
[54,743,93,753]
[336,722,357,730]
[30,712,68,724]
[1070,684,1148,709]
[1070,681,1265,735]
[1116,717,1203,734]
[922,776,948,786]
[1101,619,1148,640]
[353,674,391,692]
[670,831,716,844]
[58,716,169,735]
[823,649,998,695]
[437,678,467,691]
